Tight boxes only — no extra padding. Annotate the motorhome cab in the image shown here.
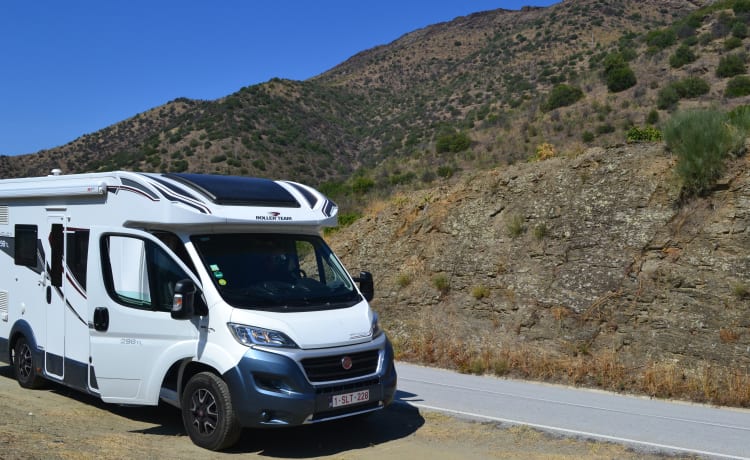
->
[0,170,396,450]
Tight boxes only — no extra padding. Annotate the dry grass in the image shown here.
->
[391,326,750,408]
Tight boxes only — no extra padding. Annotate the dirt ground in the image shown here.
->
[0,366,685,460]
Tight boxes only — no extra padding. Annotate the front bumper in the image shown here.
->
[222,334,397,427]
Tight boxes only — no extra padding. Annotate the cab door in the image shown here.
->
[86,227,201,404]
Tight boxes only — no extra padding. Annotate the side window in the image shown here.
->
[14,224,38,267]
[49,224,63,288]
[102,235,189,311]
[66,230,89,290]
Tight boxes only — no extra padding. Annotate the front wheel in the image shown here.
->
[13,337,45,389]
[181,372,242,451]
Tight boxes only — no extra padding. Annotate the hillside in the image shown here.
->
[0,0,727,191]
[330,141,750,405]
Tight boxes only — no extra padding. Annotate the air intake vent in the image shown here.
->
[301,349,380,382]
[0,206,8,225]
[0,290,8,322]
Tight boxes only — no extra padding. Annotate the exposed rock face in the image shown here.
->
[331,143,750,369]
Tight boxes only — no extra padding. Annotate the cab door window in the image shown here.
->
[101,234,189,311]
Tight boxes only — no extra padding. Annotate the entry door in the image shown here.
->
[86,227,201,404]
[45,214,66,379]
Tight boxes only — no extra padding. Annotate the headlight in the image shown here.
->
[228,323,298,348]
[371,312,383,339]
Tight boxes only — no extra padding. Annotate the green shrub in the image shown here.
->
[735,0,750,13]
[582,131,595,143]
[664,109,743,198]
[646,109,660,125]
[675,77,710,98]
[728,105,750,131]
[596,124,616,135]
[542,84,584,111]
[351,176,375,195]
[437,165,456,179]
[732,282,749,299]
[657,77,710,110]
[725,76,750,97]
[436,131,472,153]
[657,85,681,110]
[601,53,637,93]
[396,273,412,288]
[717,54,747,78]
[432,274,450,294]
[645,29,677,50]
[506,214,525,238]
[725,36,743,50]
[252,159,266,171]
[627,126,663,142]
[669,45,697,68]
[732,22,748,39]
[471,285,490,300]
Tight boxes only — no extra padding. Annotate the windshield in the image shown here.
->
[190,233,361,311]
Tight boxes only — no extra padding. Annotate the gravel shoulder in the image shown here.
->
[0,365,679,459]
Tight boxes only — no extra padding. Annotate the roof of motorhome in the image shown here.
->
[0,171,338,227]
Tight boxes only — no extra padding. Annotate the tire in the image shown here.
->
[181,372,242,451]
[13,337,45,389]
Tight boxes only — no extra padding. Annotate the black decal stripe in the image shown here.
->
[109,185,161,202]
[148,182,211,214]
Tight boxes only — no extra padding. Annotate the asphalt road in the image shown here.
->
[395,362,750,459]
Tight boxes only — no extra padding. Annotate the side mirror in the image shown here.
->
[353,271,374,302]
[171,279,203,319]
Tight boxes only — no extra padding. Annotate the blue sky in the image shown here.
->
[0,1,558,156]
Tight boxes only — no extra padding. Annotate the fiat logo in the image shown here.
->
[341,356,353,370]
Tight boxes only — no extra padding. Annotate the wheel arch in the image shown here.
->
[8,320,40,364]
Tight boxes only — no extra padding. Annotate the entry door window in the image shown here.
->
[102,235,190,311]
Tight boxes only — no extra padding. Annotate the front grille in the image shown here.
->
[301,349,379,382]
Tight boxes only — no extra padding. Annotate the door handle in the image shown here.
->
[93,307,109,332]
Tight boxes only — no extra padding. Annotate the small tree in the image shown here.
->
[601,53,636,92]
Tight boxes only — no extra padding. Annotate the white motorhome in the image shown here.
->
[0,170,396,450]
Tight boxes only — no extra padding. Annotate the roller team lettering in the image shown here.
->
[256,211,292,222]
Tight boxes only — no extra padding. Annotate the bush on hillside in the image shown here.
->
[732,22,748,39]
[601,52,636,92]
[542,84,584,111]
[645,29,677,50]
[735,0,750,14]
[664,109,744,199]
[725,36,743,50]
[675,76,710,98]
[627,126,662,143]
[725,76,750,98]
[669,45,697,68]
[606,65,637,92]
[657,77,710,110]
[436,131,471,153]
[717,54,747,78]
